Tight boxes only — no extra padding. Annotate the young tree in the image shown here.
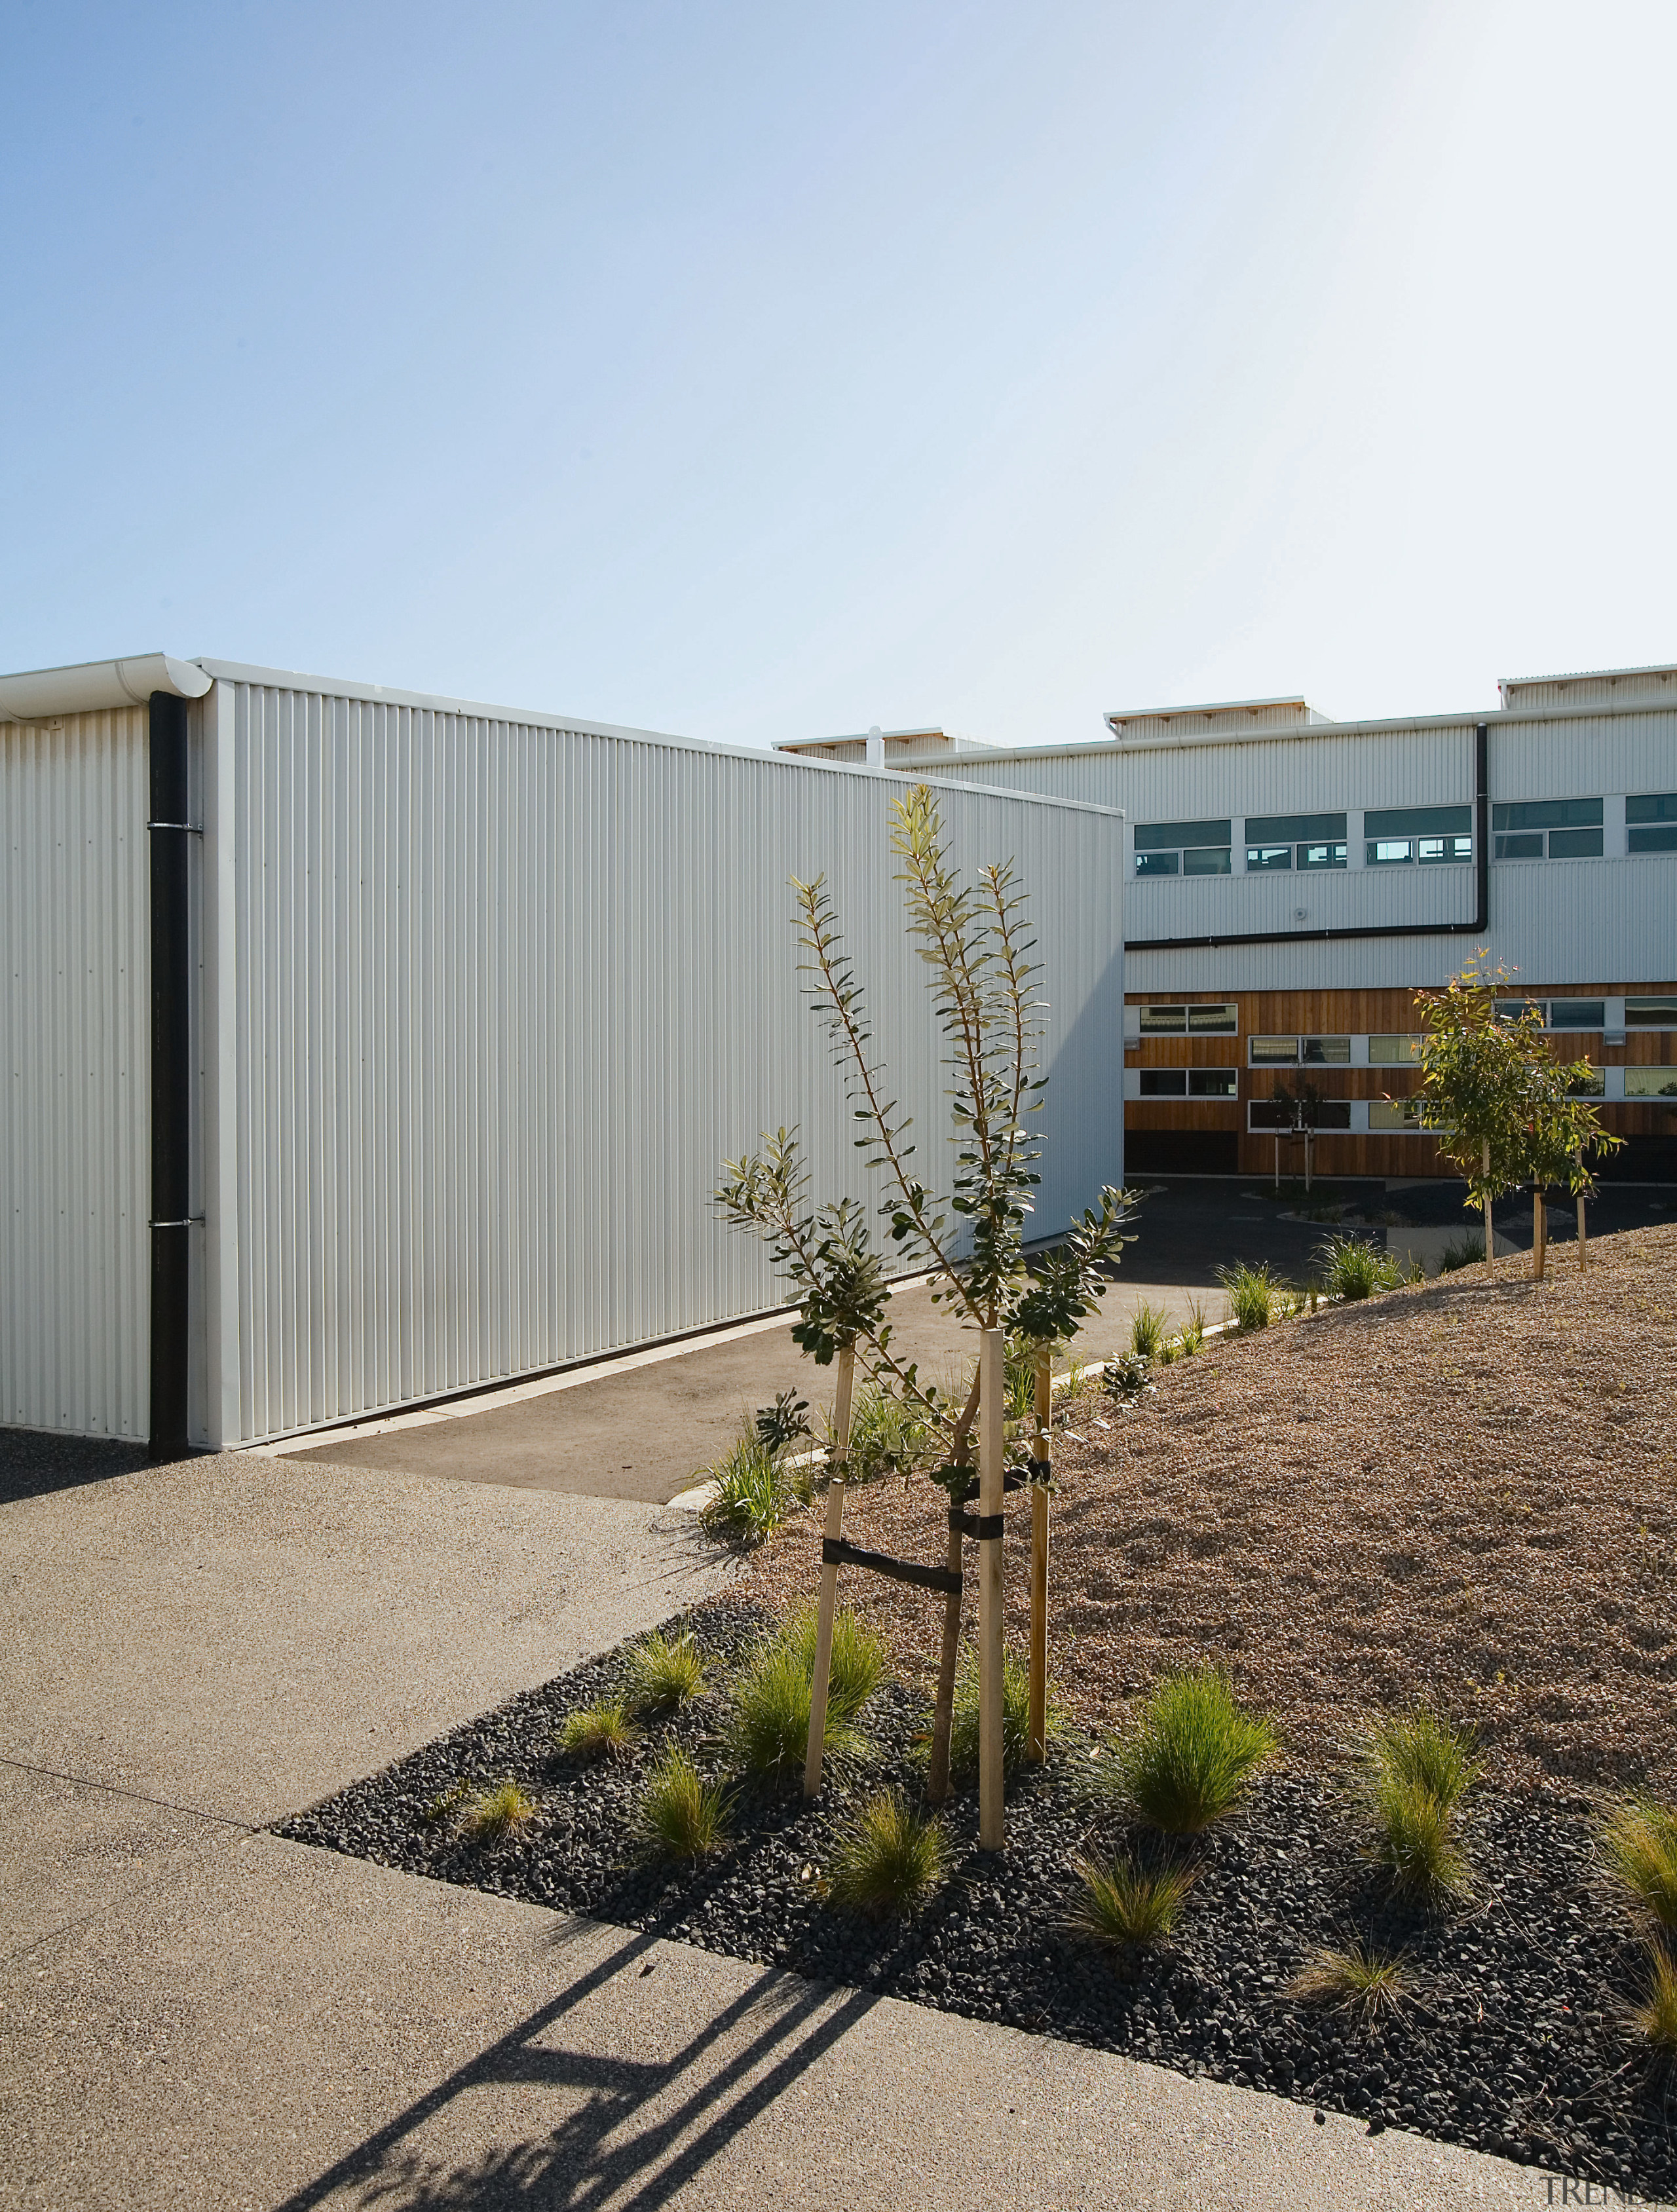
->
[1413,958,1620,1279]
[718,785,1137,1826]
[1520,1055,1623,1279]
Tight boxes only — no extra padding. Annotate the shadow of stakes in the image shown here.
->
[276,1923,878,2212]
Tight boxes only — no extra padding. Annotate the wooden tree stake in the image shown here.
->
[1027,1345,1051,1765]
[978,1328,1005,1850]
[1577,1153,1587,1273]
[1533,1186,1547,1281]
[1482,1138,1495,1273]
[802,1343,856,1801]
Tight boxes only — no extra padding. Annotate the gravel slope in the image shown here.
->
[745,1222,1677,1799]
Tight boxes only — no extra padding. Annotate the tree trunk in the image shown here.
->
[926,1362,982,1807]
[1532,1186,1546,1281]
[1481,1138,1495,1274]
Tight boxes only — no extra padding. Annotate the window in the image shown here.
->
[1301,1036,1351,1064]
[1627,997,1677,1028]
[1134,819,1232,876]
[1368,1034,1423,1064]
[1136,1002,1238,1035]
[1628,793,1677,855]
[1492,798,1603,860]
[1564,1065,1605,1097]
[1243,812,1347,872]
[1494,998,1546,1024]
[1249,1036,1298,1065]
[1548,1000,1604,1031]
[1626,1068,1677,1099]
[1143,1067,1240,1098]
[1249,1099,1352,1132]
[1364,805,1474,866]
[1368,1098,1424,1132]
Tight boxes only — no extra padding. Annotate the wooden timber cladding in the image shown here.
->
[1125,985,1677,1174]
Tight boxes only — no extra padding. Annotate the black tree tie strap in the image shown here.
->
[820,1536,963,1598]
[973,1513,1004,1542]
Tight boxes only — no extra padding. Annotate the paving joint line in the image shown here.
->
[0,1752,262,1833]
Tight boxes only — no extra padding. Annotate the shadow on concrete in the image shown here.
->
[0,1426,153,1508]
[276,1924,876,2211]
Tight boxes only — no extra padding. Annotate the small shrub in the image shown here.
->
[1315,1233,1405,1301]
[1004,1345,1039,1423]
[1178,1299,1208,1356]
[725,1608,884,1782]
[461,1779,538,1845]
[635,1744,732,1860]
[828,1788,948,1917]
[1129,1302,1169,1359]
[1102,1353,1153,1401]
[949,1642,1064,1787]
[623,1628,707,1714]
[1061,1357,1094,1400]
[1217,1260,1285,1332]
[1068,1852,1198,1951]
[753,1389,811,1454]
[1357,1708,1477,1901]
[556,1698,640,1761]
[1601,1797,1677,1939]
[1095,1666,1277,1833]
[700,1432,795,1545]
[1630,1944,1677,2065]
[1290,1939,1412,2021]
[1439,1230,1485,1273]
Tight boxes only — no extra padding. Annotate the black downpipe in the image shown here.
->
[1125,722,1490,953]
[148,692,193,1461]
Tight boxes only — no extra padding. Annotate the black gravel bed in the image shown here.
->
[275,1597,1676,2204]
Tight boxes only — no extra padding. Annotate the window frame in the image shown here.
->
[1491,797,1604,861]
[1363,806,1474,868]
[1368,1034,1423,1065]
[1133,818,1232,878]
[1625,1068,1677,1100]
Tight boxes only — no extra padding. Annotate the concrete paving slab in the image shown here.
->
[0,1799,1554,2212]
[0,1452,732,1824]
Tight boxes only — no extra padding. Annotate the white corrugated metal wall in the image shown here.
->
[202,673,1123,1445]
[1,707,151,1436]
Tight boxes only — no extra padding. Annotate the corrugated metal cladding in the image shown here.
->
[1,708,150,1436]
[214,681,1123,1445]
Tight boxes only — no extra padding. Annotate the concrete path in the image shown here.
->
[273,1277,1218,1510]
[1,1444,1563,2210]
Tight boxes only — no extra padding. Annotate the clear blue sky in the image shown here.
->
[4,1,1673,746]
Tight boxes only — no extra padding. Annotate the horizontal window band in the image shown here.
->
[1364,804,1473,838]
[1492,797,1602,832]
[1245,812,1347,844]
[1627,793,1677,825]
[1134,818,1231,850]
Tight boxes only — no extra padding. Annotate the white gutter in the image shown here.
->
[0,653,214,723]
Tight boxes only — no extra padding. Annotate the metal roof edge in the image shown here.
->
[185,661,1122,814]
[0,652,213,722]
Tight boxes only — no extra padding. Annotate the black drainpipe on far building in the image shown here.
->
[147,690,195,1461]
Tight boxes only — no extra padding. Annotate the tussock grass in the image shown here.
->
[1630,1945,1677,2065]
[1439,1230,1485,1273]
[725,1607,885,1782]
[842,1387,933,1484]
[1217,1260,1287,1332]
[1290,1938,1412,2021]
[1130,1302,1170,1359]
[700,1433,798,1545]
[461,1780,538,1845]
[556,1698,640,1762]
[422,1778,469,1826]
[623,1628,707,1715]
[1068,1852,1198,1951]
[634,1745,732,1860]
[1315,1233,1407,1301]
[948,1642,1065,1789]
[1093,1666,1277,1834]
[827,1788,948,1918]
[1357,1707,1478,1901]
[1601,1797,1677,1938]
